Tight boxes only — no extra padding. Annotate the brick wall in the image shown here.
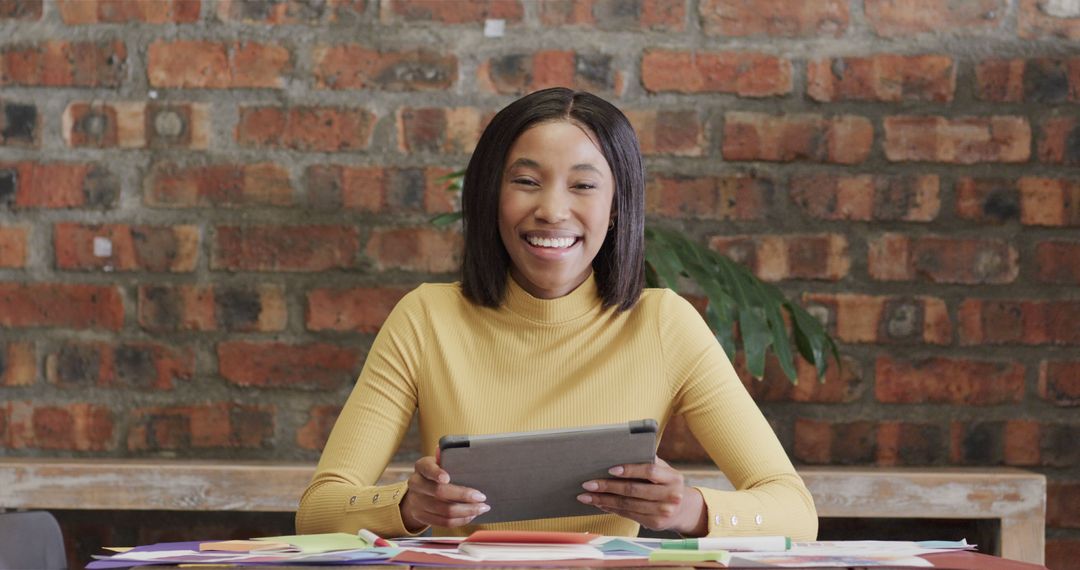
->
[0,0,1077,564]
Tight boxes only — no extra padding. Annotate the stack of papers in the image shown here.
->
[88,530,977,569]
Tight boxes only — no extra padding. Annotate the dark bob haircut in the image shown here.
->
[460,87,645,312]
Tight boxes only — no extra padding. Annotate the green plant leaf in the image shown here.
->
[429,212,463,227]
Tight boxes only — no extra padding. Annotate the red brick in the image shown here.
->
[479,51,623,96]
[58,0,199,23]
[1047,539,1080,570]
[217,341,360,389]
[949,421,1006,465]
[876,421,948,466]
[1004,419,1041,466]
[875,356,1024,405]
[0,342,35,386]
[305,165,456,214]
[62,101,208,148]
[657,414,711,462]
[646,174,769,220]
[138,284,286,332]
[383,0,523,24]
[297,405,342,451]
[539,0,683,32]
[0,40,127,87]
[366,227,463,273]
[395,107,486,154]
[306,287,410,333]
[1049,480,1080,528]
[313,45,456,90]
[216,0,364,23]
[1018,177,1080,226]
[699,0,847,37]
[4,402,113,451]
[1040,361,1080,406]
[807,55,955,102]
[959,299,1080,345]
[127,403,274,451]
[625,109,704,156]
[0,0,42,20]
[0,283,123,330]
[864,0,1003,36]
[722,112,872,164]
[62,102,209,149]
[0,100,38,146]
[236,106,375,152]
[0,225,27,268]
[1038,116,1080,165]
[146,163,292,207]
[709,234,849,281]
[803,293,951,344]
[147,41,290,89]
[955,177,1020,223]
[45,341,193,390]
[54,223,200,272]
[739,354,863,404]
[867,234,1019,284]
[641,50,791,96]
[0,162,119,209]
[976,58,1080,102]
[794,419,877,465]
[790,174,939,221]
[883,115,1030,163]
[1036,241,1080,284]
[212,225,359,272]
[1019,0,1080,39]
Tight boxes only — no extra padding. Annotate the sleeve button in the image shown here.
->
[372,493,380,504]
[714,515,722,526]
[349,496,356,505]
[730,515,739,526]
[755,514,763,525]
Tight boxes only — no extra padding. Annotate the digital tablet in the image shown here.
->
[437,419,658,524]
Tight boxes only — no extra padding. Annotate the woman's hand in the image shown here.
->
[576,457,707,536]
[399,456,490,533]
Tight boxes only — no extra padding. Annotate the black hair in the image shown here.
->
[460,87,645,312]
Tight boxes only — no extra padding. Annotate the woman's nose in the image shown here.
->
[534,188,570,223]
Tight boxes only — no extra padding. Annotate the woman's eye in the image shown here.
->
[573,183,596,191]
[512,178,538,186]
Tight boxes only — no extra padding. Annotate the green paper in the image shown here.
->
[253,532,368,553]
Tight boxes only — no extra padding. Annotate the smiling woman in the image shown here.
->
[498,122,615,300]
[296,88,818,542]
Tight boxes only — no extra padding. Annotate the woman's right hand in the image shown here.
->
[400,456,490,532]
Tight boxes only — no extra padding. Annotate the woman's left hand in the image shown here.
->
[576,457,707,535]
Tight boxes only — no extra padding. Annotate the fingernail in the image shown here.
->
[478,504,491,513]
[577,494,592,504]
[582,481,598,491]
[470,491,486,502]
[438,474,450,484]
[608,466,624,476]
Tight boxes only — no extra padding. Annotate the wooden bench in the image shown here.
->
[0,458,1045,565]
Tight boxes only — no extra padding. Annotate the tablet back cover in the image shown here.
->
[439,421,657,524]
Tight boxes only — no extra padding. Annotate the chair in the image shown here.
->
[0,511,67,570]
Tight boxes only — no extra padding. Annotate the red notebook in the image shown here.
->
[463,530,599,544]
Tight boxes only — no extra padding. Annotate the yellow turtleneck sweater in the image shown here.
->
[296,274,817,540]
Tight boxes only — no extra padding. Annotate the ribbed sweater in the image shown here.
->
[295,273,817,540]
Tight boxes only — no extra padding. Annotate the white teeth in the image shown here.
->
[526,236,576,249]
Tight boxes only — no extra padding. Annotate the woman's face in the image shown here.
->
[498,120,616,299]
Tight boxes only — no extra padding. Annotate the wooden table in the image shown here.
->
[0,459,1046,565]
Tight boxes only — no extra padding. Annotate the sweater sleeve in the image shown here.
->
[658,291,818,541]
[295,289,427,537]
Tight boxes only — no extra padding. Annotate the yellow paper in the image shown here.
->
[103,547,133,553]
[200,540,291,552]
